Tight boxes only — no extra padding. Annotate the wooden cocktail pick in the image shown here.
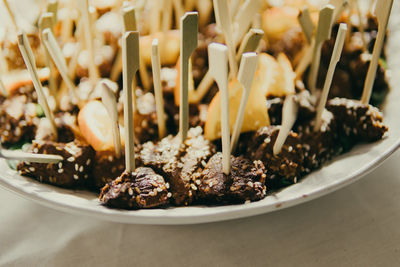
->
[314,24,347,131]
[361,0,394,104]
[151,39,167,139]
[2,0,18,30]
[38,13,57,97]
[122,31,139,172]
[194,28,262,104]
[0,147,63,164]
[46,0,58,24]
[308,5,335,95]
[236,29,264,62]
[42,28,80,104]
[17,32,58,140]
[161,0,173,33]
[298,6,314,44]
[101,82,122,159]
[208,43,230,175]
[273,94,298,155]
[233,0,262,46]
[179,12,198,142]
[0,77,7,97]
[231,52,258,153]
[77,0,99,83]
[172,0,184,29]
[213,0,238,77]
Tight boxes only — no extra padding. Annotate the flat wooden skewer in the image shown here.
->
[298,6,314,44]
[101,82,122,159]
[2,0,18,30]
[308,5,335,95]
[0,77,7,97]
[122,31,140,172]
[77,0,100,83]
[0,148,63,164]
[236,29,263,62]
[161,0,173,34]
[151,39,167,139]
[179,12,198,142]
[110,5,137,81]
[18,32,58,140]
[229,0,241,19]
[172,0,184,29]
[233,0,262,46]
[213,0,238,77]
[193,28,263,104]
[273,94,298,155]
[329,0,347,21]
[46,0,58,24]
[39,13,57,97]
[208,43,230,175]
[42,28,80,104]
[314,23,347,131]
[361,0,394,104]
[231,52,258,153]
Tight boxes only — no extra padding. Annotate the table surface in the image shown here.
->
[0,150,399,267]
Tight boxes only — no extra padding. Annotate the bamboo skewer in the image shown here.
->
[233,0,262,46]
[273,94,298,155]
[18,32,58,140]
[77,0,100,83]
[122,31,140,172]
[213,0,238,77]
[314,24,347,131]
[39,13,57,97]
[0,147,63,164]
[308,5,335,94]
[361,0,394,104]
[151,39,167,139]
[179,12,198,142]
[2,0,18,30]
[42,29,80,104]
[298,6,314,44]
[208,43,230,175]
[46,0,58,24]
[0,77,7,97]
[231,52,258,153]
[101,83,122,159]
[236,29,263,62]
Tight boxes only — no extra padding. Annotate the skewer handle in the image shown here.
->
[208,43,230,175]
[151,39,167,139]
[231,52,258,153]
[308,5,335,94]
[233,0,262,45]
[236,29,263,62]
[179,12,198,142]
[1,149,63,164]
[17,32,58,140]
[361,0,394,104]
[314,23,347,131]
[101,83,122,159]
[122,32,140,172]
[298,6,314,43]
[273,95,298,155]
[213,0,238,76]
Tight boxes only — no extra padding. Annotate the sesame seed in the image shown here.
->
[67,157,75,162]
[79,166,84,172]
[58,169,64,173]
[165,183,170,189]
[128,188,134,195]
[167,192,172,198]
[29,167,35,172]
[75,164,79,171]
[73,174,79,180]
[58,162,63,168]
[86,159,91,166]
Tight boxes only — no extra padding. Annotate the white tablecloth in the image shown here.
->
[0,150,399,267]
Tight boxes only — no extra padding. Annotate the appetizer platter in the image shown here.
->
[0,0,399,224]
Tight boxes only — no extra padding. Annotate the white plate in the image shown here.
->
[1,6,400,225]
